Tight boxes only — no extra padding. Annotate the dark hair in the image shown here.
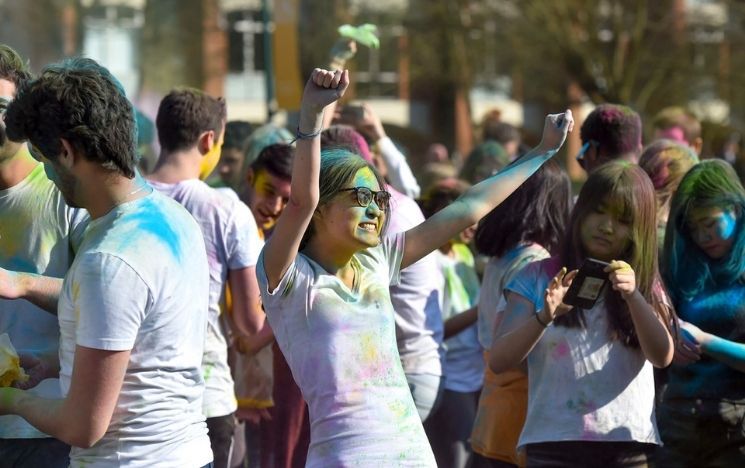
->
[483,121,520,146]
[223,120,253,150]
[0,44,31,89]
[156,88,226,153]
[580,104,642,158]
[459,141,510,184]
[653,106,701,145]
[419,178,471,219]
[475,159,570,257]
[5,57,138,178]
[663,159,745,303]
[301,148,388,249]
[250,143,294,182]
[558,161,670,347]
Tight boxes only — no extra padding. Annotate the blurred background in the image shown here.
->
[2,0,744,181]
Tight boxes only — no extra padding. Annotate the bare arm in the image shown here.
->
[489,268,575,373]
[0,268,62,314]
[680,321,745,373]
[443,306,478,340]
[1,345,130,448]
[489,292,548,373]
[262,69,349,290]
[236,322,275,356]
[606,261,674,368]
[401,111,574,269]
[228,266,264,336]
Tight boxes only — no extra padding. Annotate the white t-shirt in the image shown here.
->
[477,243,549,349]
[436,244,483,393]
[386,188,443,376]
[58,190,213,467]
[257,233,436,467]
[0,163,88,439]
[504,257,660,449]
[150,179,263,418]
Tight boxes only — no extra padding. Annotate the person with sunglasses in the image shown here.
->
[256,68,574,467]
[575,104,643,173]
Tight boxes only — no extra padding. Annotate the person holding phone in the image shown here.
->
[256,67,573,467]
[490,161,675,466]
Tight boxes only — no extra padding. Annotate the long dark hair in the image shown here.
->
[474,159,570,257]
[557,161,672,347]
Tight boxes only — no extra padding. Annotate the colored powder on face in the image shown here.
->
[719,210,737,240]
[656,127,687,144]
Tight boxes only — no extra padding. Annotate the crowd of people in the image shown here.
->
[0,35,743,468]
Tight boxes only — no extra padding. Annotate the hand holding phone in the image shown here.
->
[562,258,610,309]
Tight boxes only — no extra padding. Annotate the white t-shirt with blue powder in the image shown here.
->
[58,190,213,467]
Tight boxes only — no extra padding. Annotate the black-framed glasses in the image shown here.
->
[576,139,599,169]
[338,187,391,211]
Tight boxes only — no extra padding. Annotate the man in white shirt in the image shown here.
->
[148,88,265,468]
[0,57,213,467]
[0,43,87,468]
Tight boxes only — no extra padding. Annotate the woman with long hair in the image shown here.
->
[490,161,675,466]
[470,159,571,467]
[657,159,745,466]
[256,68,573,467]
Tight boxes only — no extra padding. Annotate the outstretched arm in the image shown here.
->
[401,111,573,269]
[680,321,745,373]
[0,268,62,314]
[262,69,349,291]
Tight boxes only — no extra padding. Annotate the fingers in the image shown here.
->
[604,260,633,274]
[311,68,349,90]
[563,269,578,287]
[550,267,567,288]
[338,69,350,94]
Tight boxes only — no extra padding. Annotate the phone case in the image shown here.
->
[562,258,610,309]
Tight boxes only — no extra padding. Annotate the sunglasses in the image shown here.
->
[338,187,391,211]
[575,139,599,169]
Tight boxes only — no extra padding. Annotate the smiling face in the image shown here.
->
[686,205,738,260]
[315,167,386,252]
[579,198,632,262]
[246,168,292,232]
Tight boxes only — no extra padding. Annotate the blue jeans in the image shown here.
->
[405,372,444,422]
[0,437,70,468]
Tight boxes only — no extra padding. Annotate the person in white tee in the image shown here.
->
[0,57,213,468]
[257,67,573,467]
[148,87,264,468]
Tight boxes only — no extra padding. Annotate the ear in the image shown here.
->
[197,130,216,155]
[246,168,255,186]
[59,138,77,169]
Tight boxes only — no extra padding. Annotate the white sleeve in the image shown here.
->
[226,201,263,269]
[74,253,151,351]
[377,137,421,199]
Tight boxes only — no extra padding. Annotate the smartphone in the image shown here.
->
[562,258,610,309]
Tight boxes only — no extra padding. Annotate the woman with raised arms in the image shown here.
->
[256,68,572,467]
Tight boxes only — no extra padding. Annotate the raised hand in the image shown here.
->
[543,267,578,322]
[605,260,636,299]
[301,68,350,114]
[538,109,574,154]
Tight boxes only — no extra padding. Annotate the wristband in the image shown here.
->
[293,125,323,142]
[534,308,551,328]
